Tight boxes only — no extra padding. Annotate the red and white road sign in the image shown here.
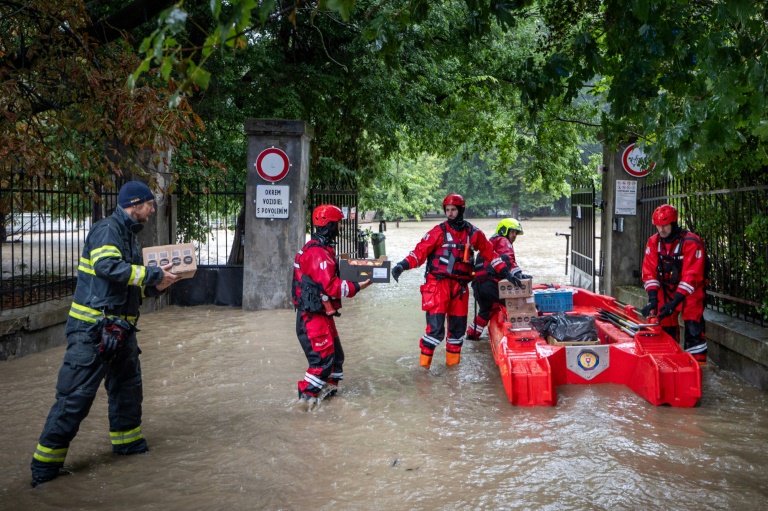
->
[255,147,291,182]
[621,143,655,178]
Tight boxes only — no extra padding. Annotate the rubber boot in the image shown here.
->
[419,354,433,368]
[446,352,461,366]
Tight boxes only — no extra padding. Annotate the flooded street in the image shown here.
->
[2,217,768,510]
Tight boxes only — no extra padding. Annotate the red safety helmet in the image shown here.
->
[312,204,344,227]
[652,204,678,226]
[442,194,466,208]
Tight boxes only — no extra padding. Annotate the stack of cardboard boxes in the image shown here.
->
[498,277,537,330]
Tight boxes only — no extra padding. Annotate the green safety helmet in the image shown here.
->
[496,218,523,237]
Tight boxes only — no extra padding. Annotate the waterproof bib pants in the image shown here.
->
[31,331,147,481]
[419,276,469,357]
[296,311,344,397]
[658,286,707,357]
[467,278,504,338]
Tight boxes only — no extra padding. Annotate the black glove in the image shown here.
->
[641,290,659,317]
[519,273,532,280]
[657,292,685,320]
[99,318,132,361]
[502,270,523,289]
[392,259,409,282]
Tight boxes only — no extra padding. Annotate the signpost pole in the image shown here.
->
[599,141,655,297]
[243,119,313,310]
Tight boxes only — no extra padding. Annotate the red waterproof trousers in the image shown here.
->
[296,311,344,397]
[419,276,469,356]
[658,287,707,359]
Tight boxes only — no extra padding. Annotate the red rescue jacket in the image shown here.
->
[642,229,707,299]
[292,239,359,312]
[404,221,506,282]
[473,234,520,282]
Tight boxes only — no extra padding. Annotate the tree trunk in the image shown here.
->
[227,206,246,265]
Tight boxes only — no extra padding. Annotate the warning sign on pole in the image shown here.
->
[254,185,290,219]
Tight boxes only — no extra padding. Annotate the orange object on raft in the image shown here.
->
[488,285,702,407]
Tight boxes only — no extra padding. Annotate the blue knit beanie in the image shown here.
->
[118,181,154,208]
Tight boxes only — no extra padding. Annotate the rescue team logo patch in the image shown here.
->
[320,261,327,270]
[577,350,600,371]
[566,345,609,380]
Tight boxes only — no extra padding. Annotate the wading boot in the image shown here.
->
[446,352,461,366]
[296,390,319,411]
[419,354,433,368]
[466,324,483,340]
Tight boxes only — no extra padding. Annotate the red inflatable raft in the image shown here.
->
[488,285,702,407]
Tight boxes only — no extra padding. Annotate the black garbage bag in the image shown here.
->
[529,312,597,343]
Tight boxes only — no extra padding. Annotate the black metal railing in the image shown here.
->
[309,178,359,258]
[639,172,768,326]
[570,185,596,289]
[0,173,121,310]
[174,180,246,266]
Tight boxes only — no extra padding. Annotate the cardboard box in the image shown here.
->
[506,311,537,330]
[142,243,197,280]
[339,257,391,283]
[547,335,600,347]
[498,278,533,298]
[505,296,537,313]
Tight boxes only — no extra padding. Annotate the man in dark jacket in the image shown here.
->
[30,181,178,487]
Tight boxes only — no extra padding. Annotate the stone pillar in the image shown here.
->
[599,141,651,297]
[243,120,312,310]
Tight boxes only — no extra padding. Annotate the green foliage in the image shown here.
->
[358,154,446,220]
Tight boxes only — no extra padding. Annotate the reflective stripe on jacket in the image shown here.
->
[66,207,164,335]
[642,230,706,299]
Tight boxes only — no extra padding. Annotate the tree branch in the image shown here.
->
[87,0,178,44]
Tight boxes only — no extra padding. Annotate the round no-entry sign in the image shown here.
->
[255,147,291,182]
[621,143,655,178]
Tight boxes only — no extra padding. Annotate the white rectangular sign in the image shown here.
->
[615,179,637,216]
[254,185,290,219]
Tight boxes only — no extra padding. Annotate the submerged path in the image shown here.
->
[2,218,767,510]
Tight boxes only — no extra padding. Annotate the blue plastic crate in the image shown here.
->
[533,290,573,313]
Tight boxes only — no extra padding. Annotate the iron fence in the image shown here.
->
[0,173,123,311]
[570,185,597,289]
[638,172,768,326]
[309,178,359,258]
[173,180,246,266]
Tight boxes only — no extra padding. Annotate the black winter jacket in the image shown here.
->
[65,206,164,335]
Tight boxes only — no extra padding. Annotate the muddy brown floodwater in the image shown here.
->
[1,217,767,511]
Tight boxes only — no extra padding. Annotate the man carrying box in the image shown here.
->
[292,204,371,407]
[30,181,179,487]
[390,194,520,368]
[467,218,533,340]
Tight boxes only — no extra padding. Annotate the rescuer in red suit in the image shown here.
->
[391,194,520,368]
[292,205,370,405]
[641,204,708,365]
[467,218,532,340]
